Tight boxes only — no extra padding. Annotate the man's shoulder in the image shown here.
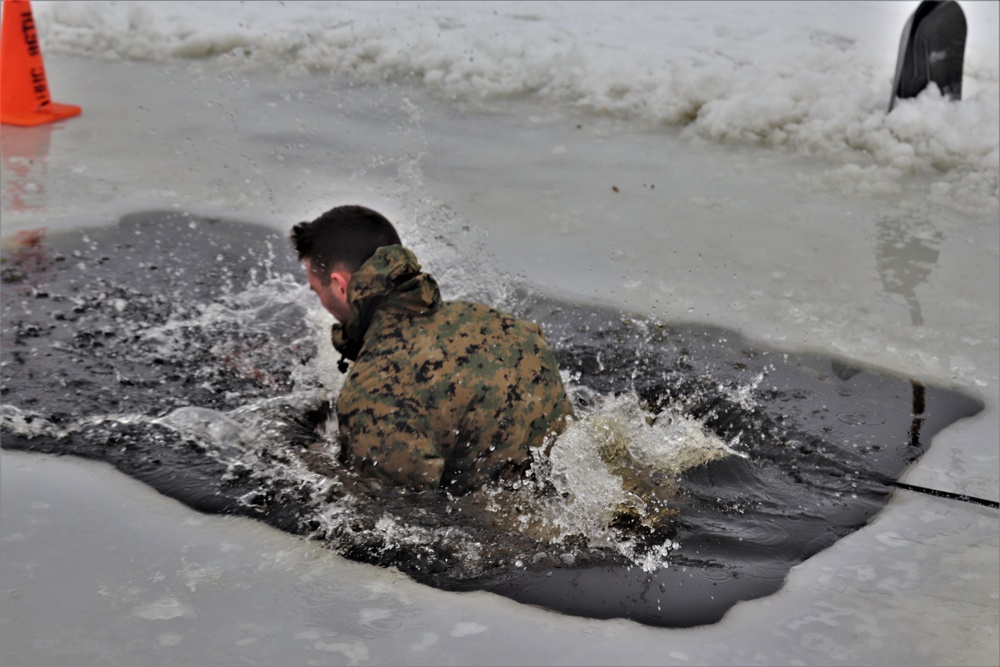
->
[435,300,544,335]
[437,299,534,322]
[352,298,551,375]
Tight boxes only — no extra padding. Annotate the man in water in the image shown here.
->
[290,205,573,495]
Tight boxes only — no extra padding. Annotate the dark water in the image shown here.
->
[0,211,982,627]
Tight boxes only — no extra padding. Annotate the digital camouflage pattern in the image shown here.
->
[330,245,573,494]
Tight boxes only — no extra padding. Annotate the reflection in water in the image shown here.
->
[909,379,925,449]
[875,213,944,326]
[0,123,54,211]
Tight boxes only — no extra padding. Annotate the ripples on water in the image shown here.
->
[0,211,981,626]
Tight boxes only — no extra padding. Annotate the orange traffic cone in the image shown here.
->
[1,0,80,126]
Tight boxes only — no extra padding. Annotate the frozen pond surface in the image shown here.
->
[2,1,998,665]
[2,447,996,667]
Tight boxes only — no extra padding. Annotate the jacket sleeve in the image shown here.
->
[336,371,445,491]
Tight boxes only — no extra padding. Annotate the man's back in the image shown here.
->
[333,245,572,493]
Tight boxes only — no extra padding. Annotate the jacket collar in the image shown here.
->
[330,245,440,371]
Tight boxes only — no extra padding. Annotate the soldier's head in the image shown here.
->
[290,205,401,321]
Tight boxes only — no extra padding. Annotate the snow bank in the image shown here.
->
[30,1,999,206]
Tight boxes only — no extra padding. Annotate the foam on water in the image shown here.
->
[541,391,744,541]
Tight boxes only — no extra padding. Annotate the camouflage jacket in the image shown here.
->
[330,245,572,494]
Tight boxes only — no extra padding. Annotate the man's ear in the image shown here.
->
[329,270,351,298]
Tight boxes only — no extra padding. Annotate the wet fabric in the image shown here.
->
[331,245,573,493]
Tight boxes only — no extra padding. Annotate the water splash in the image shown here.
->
[1,210,981,627]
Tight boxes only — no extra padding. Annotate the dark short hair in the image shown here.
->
[290,205,401,281]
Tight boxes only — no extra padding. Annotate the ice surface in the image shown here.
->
[27,1,998,206]
[3,446,996,666]
[1,1,997,664]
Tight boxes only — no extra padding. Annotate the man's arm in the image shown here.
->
[336,383,446,491]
